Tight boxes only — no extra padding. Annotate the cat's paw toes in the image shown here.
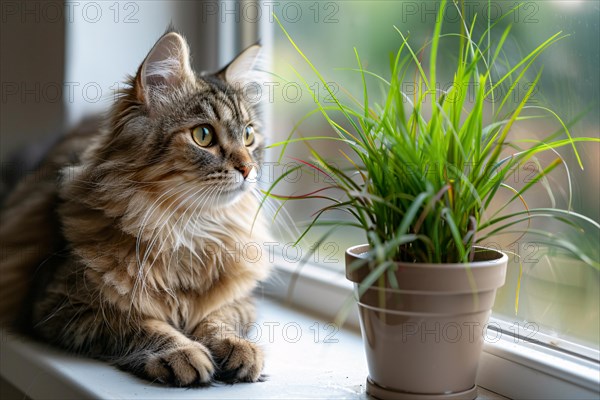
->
[144,343,214,387]
[212,337,264,383]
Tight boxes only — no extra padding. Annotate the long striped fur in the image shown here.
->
[0,31,270,386]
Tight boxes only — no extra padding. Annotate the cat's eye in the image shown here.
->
[244,125,255,146]
[192,124,215,147]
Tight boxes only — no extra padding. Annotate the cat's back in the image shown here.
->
[0,117,103,326]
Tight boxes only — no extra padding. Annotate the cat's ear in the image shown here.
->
[135,31,194,104]
[220,44,263,87]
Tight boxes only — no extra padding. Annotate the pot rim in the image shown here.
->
[346,244,508,269]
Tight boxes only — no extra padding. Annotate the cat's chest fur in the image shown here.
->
[61,180,270,330]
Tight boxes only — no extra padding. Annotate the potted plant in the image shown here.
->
[266,1,599,399]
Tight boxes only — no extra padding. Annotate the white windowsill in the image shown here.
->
[0,297,508,400]
[2,297,366,400]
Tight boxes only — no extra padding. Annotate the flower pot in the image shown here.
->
[346,244,508,400]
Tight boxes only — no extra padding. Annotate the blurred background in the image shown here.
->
[267,0,599,354]
[1,0,598,380]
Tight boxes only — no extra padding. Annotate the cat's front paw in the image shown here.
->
[144,342,215,387]
[211,337,264,383]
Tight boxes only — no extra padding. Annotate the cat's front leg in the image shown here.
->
[190,299,264,383]
[115,319,215,386]
[33,291,215,386]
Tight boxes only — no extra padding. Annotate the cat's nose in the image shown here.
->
[236,165,250,179]
[236,165,256,180]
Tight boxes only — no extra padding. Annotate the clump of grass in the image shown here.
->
[265,0,599,277]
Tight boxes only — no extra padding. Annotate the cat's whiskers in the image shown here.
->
[134,180,193,266]
[134,182,228,314]
[158,184,220,285]
[174,184,223,285]
[135,182,222,305]
[131,183,199,310]
[136,185,198,275]
[184,185,231,254]
[128,183,191,315]
[174,182,249,276]
[206,186,232,262]
[180,184,222,254]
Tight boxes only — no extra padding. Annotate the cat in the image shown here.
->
[0,30,271,386]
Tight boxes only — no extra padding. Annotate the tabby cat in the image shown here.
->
[0,31,271,386]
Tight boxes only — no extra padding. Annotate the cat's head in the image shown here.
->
[98,30,265,210]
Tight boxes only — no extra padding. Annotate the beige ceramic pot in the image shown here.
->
[346,244,508,400]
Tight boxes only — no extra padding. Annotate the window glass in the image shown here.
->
[267,1,599,352]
